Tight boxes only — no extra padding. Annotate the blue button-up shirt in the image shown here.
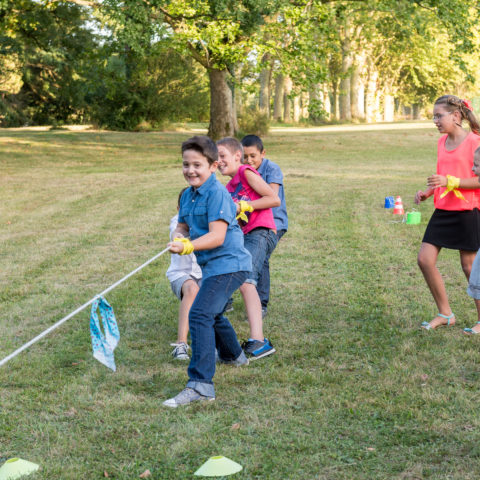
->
[178,173,252,279]
[257,158,288,232]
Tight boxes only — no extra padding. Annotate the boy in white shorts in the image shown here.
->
[166,188,202,358]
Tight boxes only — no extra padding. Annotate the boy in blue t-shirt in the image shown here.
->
[163,136,252,408]
[241,135,288,317]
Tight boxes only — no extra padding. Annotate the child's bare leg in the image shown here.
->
[417,242,455,327]
[177,279,199,343]
[239,282,264,341]
[460,250,480,333]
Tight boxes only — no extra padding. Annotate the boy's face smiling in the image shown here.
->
[243,146,265,170]
[182,149,217,188]
[217,145,241,177]
[473,153,480,178]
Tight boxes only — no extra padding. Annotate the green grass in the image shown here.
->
[2,125,480,479]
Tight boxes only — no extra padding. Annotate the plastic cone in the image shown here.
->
[0,458,39,480]
[194,456,242,477]
[393,196,404,215]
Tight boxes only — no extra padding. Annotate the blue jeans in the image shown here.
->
[186,271,248,397]
[243,228,278,285]
[257,229,286,309]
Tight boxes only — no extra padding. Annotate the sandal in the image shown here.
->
[464,321,480,335]
[421,313,455,330]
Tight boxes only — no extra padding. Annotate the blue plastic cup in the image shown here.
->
[384,196,395,208]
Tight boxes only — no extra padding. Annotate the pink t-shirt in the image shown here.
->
[434,132,480,211]
[226,165,277,234]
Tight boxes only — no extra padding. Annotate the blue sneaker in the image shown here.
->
[241,338,275,360]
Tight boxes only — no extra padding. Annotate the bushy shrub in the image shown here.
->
[237,108,270,137]
[88,46,209,131]
[307,98,329,125]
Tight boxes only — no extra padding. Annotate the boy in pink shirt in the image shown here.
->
[217,137,280,359]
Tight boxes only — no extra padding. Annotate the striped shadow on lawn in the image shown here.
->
[1,125,480,479]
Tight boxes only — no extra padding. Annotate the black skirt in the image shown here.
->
[422,208,480,251]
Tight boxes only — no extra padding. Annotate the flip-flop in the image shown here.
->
[464,321,480,335]
[421,312,455,330]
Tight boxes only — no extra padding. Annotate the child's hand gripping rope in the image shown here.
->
[169,237,194,255]
[236,200,254,223]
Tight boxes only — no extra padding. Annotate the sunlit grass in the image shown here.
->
[1,125,480,479]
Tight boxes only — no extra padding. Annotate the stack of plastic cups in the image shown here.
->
[406,211,421,225]
[384,196,395,209]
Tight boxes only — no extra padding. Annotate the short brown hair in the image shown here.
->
[181,136,218,164]
[217,137,243,156]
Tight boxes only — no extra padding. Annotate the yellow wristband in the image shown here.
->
[439,175,467,202]
[236,200,254,222]
[174,237,194,255]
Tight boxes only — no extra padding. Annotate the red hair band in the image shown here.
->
[463,99,473,111]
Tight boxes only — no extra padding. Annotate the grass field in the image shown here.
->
[2,124,480,479]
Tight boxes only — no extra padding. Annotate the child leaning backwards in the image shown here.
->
[241,135,288,318]
[163,135,252,408]
[415,95,480,331]
[217,137,279,360]
[166,187,202,360]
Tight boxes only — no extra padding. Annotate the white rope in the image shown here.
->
[0,247,170,368]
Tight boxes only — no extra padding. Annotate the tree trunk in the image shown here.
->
[412,103,421,119]
[339,23,353,121]
[309,85,320,122]
[273,73,284,121]
[339,65,352,120]
[330,79,340,120]
[383,92,395,122]
[207,68,234,140]
[284,76,293,122]
[350,53,365,120]
[259,53,272,117]
[322,84,331,118]
[301,92,309,119]
[292,96,300,123]
[365,65,378,123]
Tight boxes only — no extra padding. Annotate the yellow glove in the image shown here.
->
[236,200,254,223]
[439,175,467,202]
[174,237,194,255]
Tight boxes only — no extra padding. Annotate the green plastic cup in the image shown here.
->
[406,211,421,225]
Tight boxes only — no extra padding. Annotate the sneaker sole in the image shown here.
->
[218,358,250,366]
[248,347,276,360]
[163,397,215,408]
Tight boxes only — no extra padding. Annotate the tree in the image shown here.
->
[0,0,98,126]
[97,0,287,139]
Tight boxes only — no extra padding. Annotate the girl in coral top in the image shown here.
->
[415,95,480,330]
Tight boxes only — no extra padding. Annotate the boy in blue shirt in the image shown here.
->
[241,135,288,317]
[163,136,252,408]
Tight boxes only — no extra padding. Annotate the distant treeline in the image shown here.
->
[1,0,480,136]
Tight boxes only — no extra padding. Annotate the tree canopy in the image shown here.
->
[2,0,480,131]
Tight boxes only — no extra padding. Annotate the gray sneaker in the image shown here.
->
[170,342,189,360]
[217,350,249,366]
[162,388,215,408]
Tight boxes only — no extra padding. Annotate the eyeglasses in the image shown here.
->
[433,112,453,121]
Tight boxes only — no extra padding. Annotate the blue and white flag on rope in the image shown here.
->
[90,296,120,371]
